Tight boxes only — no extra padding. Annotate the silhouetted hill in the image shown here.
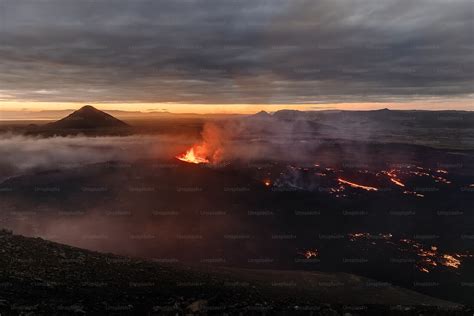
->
[271,108,474,128]
[251,110,272,118]
[46,105,129,129]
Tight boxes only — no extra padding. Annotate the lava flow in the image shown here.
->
[337,178,378,191]
[298,249,319,259]
[382,170,406,187]
[349,233,470,273]
[399,239,466,272]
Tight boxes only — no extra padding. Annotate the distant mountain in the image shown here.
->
[245,110,273,121]
[46,105,129,130]
[271,108,474,128]
[273,109,305,120]
[253,110,272,118]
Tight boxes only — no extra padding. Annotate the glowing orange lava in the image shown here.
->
[337,178,378,191]
[351,234,466,273]
[441,254,461,269]
[175,123,224,164]
[176,147,209,164]
[381,170,405,187]
[298,249,319,259]
[390,178,406,187]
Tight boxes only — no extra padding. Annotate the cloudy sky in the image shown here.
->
[0,0,472,112]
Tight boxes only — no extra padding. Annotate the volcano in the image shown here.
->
[46,105,129,129]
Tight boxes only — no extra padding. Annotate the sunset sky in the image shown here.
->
[0,0,472,114]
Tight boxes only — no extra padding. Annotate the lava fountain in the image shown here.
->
[176,146,210,164]
[175,123,223,164]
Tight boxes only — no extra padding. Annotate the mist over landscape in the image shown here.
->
[1,0,473,314]
[1,108,473,310]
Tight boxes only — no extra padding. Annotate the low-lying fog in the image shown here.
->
[0,118,326,181]
[0,133,190,181]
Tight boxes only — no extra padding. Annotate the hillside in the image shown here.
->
[0,229,464,314]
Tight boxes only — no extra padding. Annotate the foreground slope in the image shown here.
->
[0,230,463,314]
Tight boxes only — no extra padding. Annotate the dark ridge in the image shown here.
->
[253,110,272,117]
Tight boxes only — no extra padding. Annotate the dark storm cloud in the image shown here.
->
[0,0,472,103]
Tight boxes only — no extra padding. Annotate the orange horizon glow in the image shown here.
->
[0,99,473,116]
